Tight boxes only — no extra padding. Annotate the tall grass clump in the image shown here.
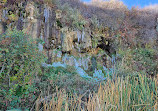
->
[35,74,158,111]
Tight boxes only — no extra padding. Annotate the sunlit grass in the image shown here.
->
[35,74,158,111]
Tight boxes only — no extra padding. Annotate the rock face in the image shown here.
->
[61,29,92,53]
[44,5,52,49]
[23,19,38,39]
[0,9,7,33]
[25,2,35,20]
[23,2,39,39]
[0,9,2,34]
[82,31,92,49]
[61,30,76,52]
[0,23,3,34]
[0,1,116,71]
[62,54,91,70]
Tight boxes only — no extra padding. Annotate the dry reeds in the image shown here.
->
[35,74,158,111]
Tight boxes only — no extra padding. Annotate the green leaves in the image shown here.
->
[59,4,87,30]
[117,47,157,76]
[0,29,44,110]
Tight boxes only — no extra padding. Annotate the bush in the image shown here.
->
[117,46,158,76]
[0,29,44,110]
[39,66,98,96]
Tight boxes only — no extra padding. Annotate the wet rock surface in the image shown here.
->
[0,1,117,81]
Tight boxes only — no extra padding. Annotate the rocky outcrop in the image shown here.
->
[62,54,91,70]
[61,28,76,52]
[61,29,92,54]
[0,1,116,70]
[79,30,92,52]
[23,2,39,39]
[23,19,38,39]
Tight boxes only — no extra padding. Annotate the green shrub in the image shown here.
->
[132,47,157,74]
[0,29,44,110]
[117,46,158,76]
[39,66,98,96]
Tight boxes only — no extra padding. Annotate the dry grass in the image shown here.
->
[91,0,127,10]
[34,74,158,111]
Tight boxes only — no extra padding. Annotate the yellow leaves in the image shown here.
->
[55,9,62,19]
[8,14,18,21]
[11,76,17,81]
[104,26,109,31]
[0,0,6,9]
[105,40,109,45]
[1,0,7,4]
[44,0,56,6]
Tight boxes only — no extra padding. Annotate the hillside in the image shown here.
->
[0,0,158,110]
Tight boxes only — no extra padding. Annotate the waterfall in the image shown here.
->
[57,51,62,58]
[3,9,8,20]
[74,57,79,68]
[38,43,43,52]
[78,58,82,66]
[44,7,49,23]
[91,56,97,71]
[78,47,81,53]
[85,57,90,70]
[81,57,84,68]
[156,25,158,32]
[61,54,90,71]
[77,30,81,43]
[81,57,89,70]
[112,55,116,76]
[62,54,67,64]
[81,29,85,42]
[8,23,12,28]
